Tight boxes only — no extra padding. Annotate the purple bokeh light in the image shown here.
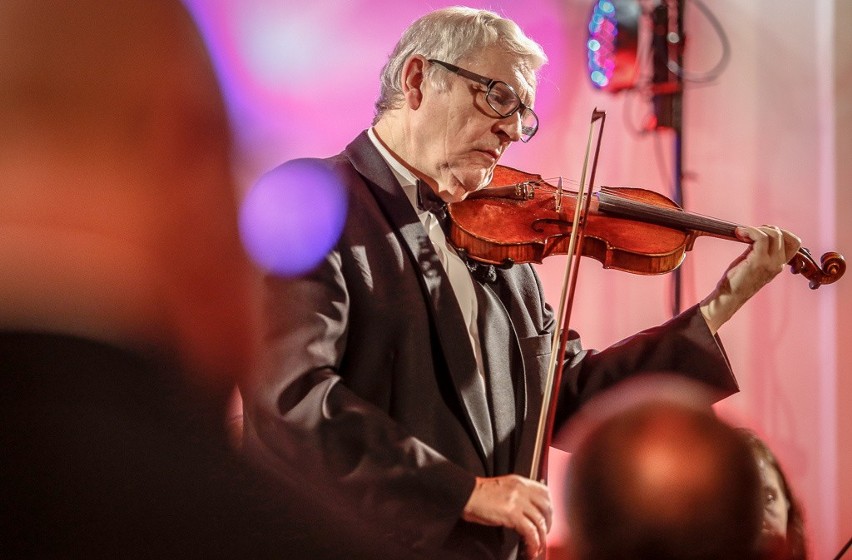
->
[239,160,347,276]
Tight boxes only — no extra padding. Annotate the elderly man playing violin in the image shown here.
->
[240,7,799,560]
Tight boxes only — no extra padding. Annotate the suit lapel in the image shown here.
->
[344,132,494,474]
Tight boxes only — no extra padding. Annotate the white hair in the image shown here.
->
[373,7,547,123]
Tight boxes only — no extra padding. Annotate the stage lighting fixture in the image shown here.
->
[586,0,641,92]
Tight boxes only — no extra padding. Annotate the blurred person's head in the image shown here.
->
[739,429,808,560]
[564,379,764,560]
[0,0,256,388]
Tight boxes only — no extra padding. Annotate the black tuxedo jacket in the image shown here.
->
[241,131,738,559]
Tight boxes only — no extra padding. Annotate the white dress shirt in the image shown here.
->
[367,128,486,379]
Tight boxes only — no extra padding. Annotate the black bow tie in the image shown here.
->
[416,180,448,225]
[415,180,498,283]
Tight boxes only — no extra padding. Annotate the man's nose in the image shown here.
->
[495,112,523,142]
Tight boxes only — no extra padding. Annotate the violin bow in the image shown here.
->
[529,109,607,483]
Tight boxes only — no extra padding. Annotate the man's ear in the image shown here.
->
[400,55,427,110]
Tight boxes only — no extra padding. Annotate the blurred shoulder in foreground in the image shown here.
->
[0,1,412,557]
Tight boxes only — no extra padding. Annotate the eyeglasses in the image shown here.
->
[428,59,539,143]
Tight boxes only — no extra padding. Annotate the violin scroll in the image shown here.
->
[789,249,846,289]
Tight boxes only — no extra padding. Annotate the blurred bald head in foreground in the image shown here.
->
[0,0,256,386]
[564,379,764,560]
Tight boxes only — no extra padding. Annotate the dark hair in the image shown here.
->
[738,429,808,560]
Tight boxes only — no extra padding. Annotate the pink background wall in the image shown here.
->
[184,1,851,557]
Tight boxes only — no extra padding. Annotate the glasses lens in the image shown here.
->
[520,109,538,142]
[486,82,520,117]
[487,81,538,142]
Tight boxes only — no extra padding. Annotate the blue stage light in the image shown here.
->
[587,0,641,93]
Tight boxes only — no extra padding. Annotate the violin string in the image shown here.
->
[543,177,580,187]
[503,177,582,189]
[597,187,739,237]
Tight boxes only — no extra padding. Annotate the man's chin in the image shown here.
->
[455,182,488,202]
[445,166,495,201]
[482,167,495,188]
[463,168,495,194]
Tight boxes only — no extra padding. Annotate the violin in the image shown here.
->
[447,164,846,289]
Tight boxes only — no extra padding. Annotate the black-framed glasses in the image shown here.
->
[428,59,539,143]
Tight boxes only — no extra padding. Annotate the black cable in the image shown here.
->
[666,0,731,83]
